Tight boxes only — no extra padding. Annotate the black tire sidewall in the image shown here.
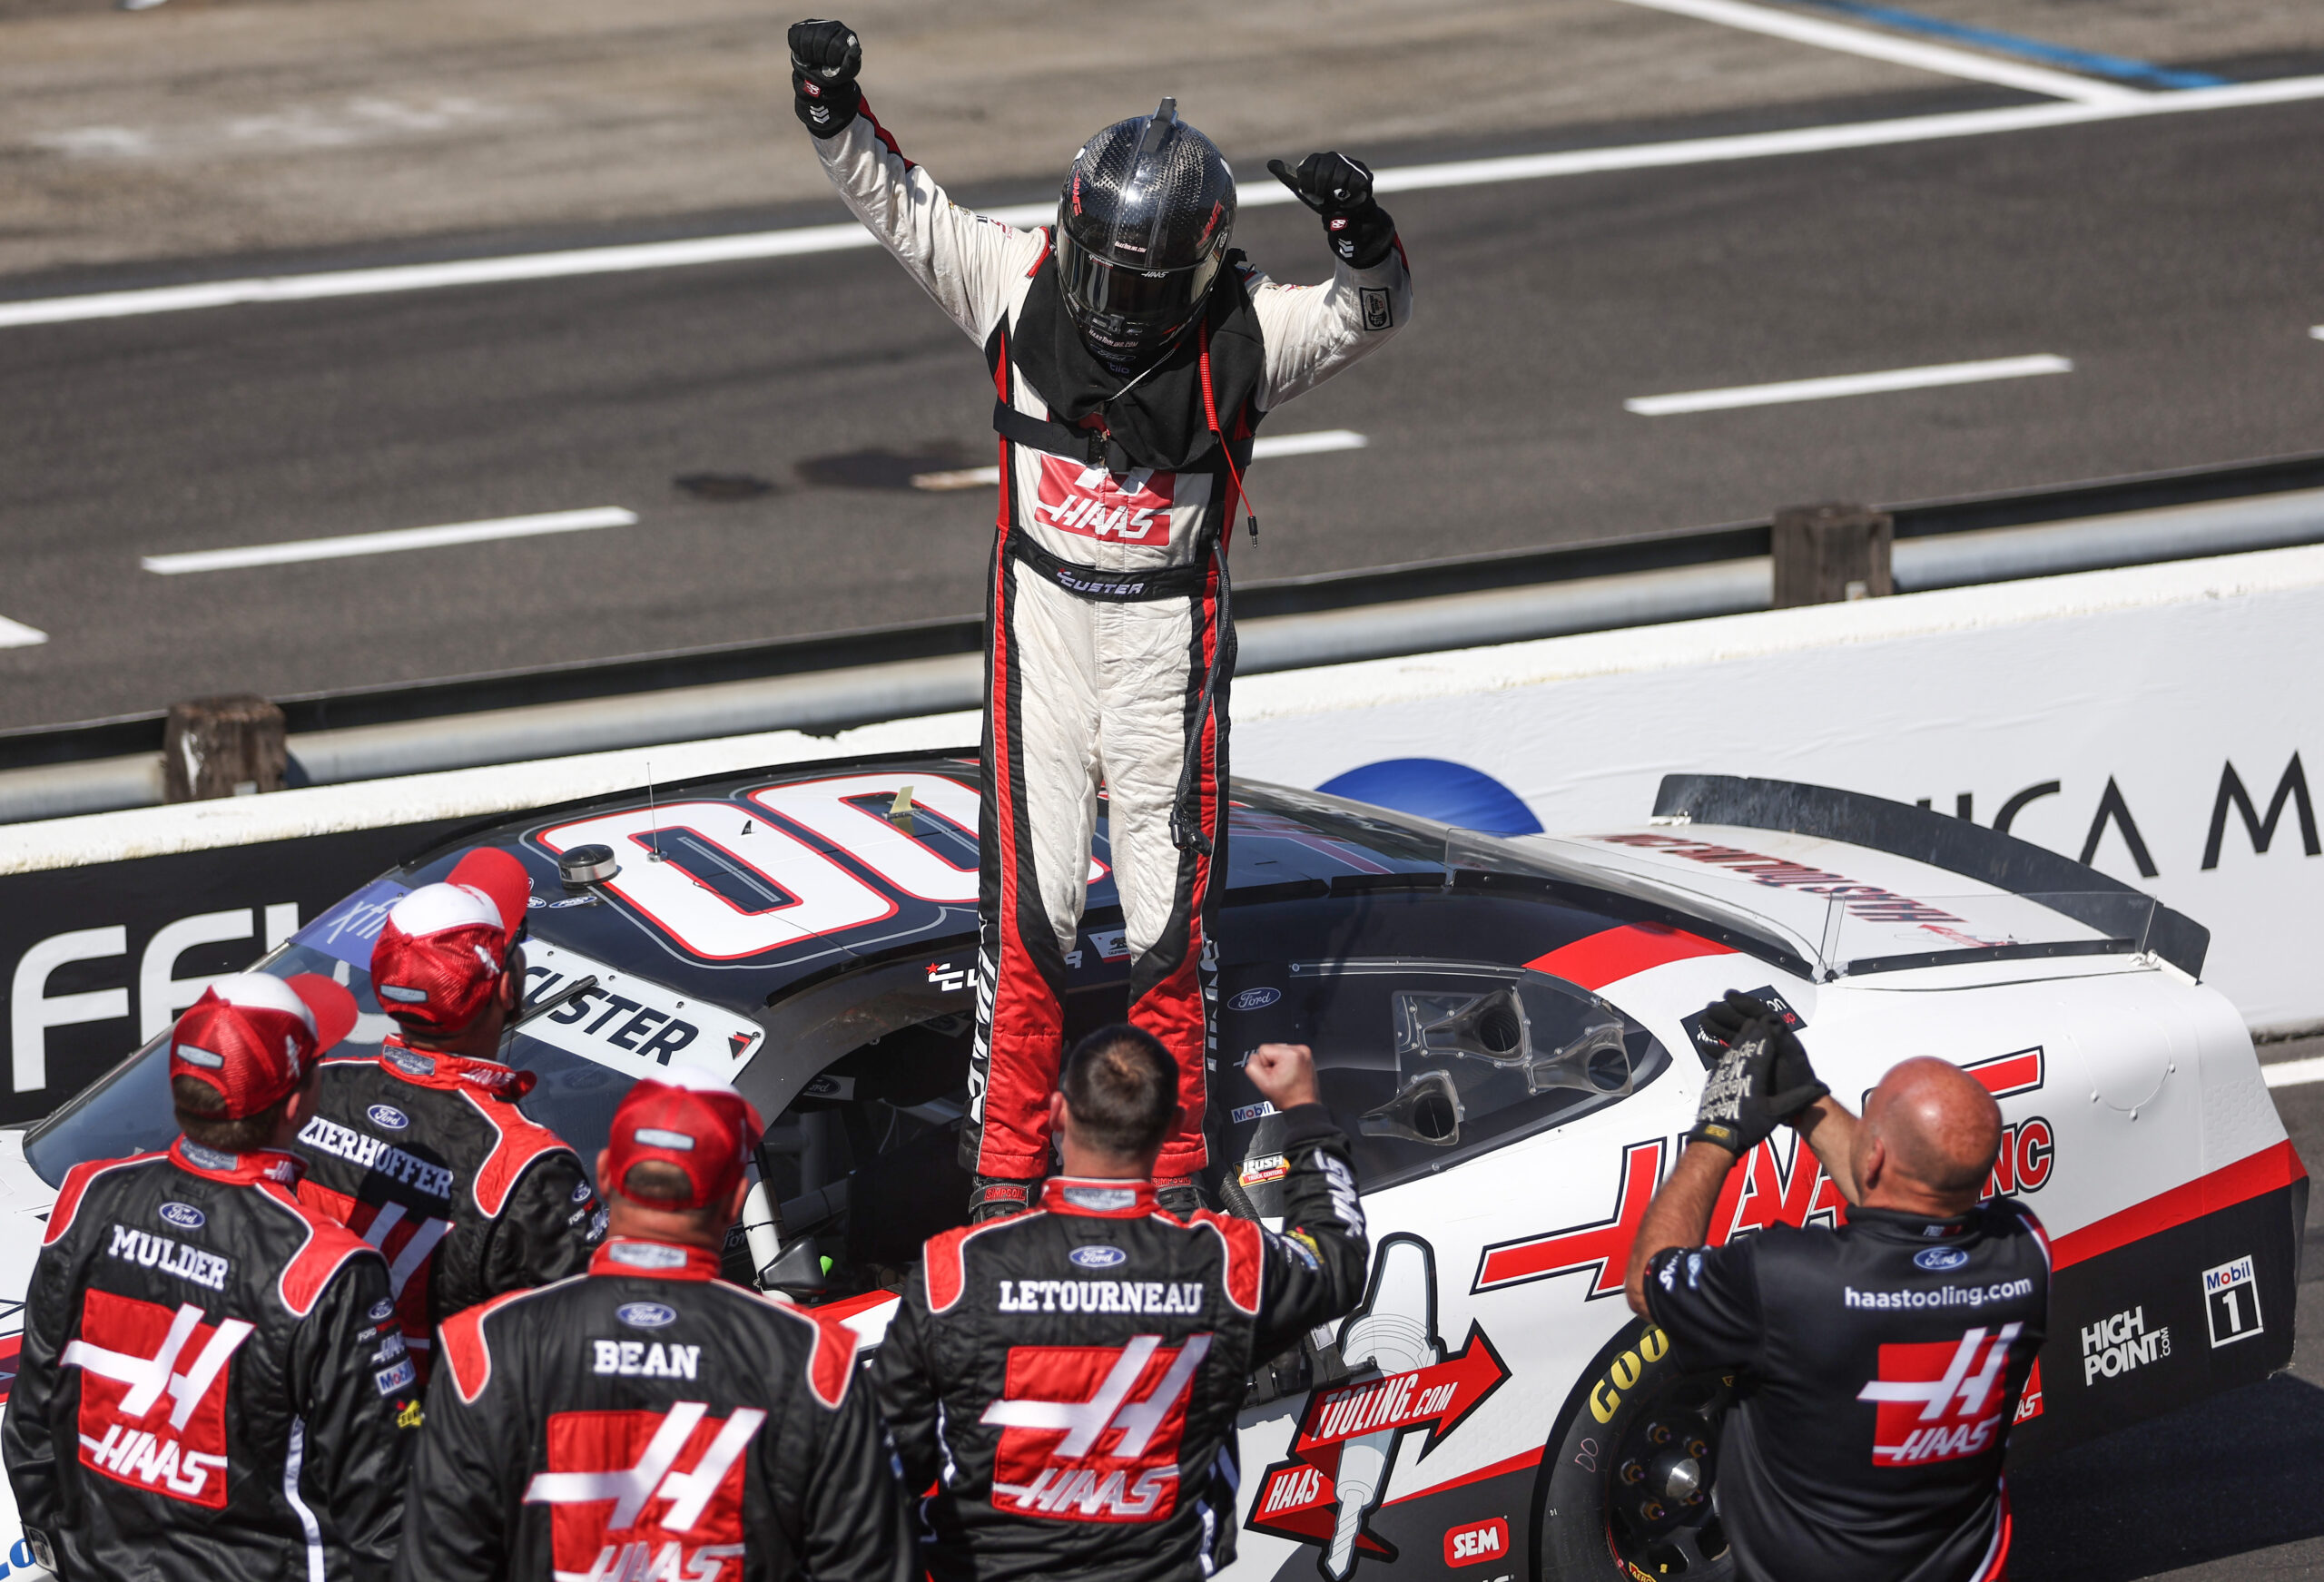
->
[1531,1315,1732,1582]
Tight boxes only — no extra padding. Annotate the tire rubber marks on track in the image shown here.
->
[5,76,2324,330]
[1626,354,2072,415]
[141,507,639,575]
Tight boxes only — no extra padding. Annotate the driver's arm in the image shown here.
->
[792,20,1044,346]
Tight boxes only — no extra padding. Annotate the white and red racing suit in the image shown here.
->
[811,107,1412,1181]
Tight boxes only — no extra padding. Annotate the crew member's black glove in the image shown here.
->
[1268,152,1397,270]
[790,18,862,138]
[1685,993,1830,1155]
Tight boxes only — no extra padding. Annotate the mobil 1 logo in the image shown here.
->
[2201,1255,2263,1349]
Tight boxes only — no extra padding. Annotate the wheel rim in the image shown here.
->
[1603,1372,1733,1575]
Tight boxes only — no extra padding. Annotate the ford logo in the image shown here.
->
[158,1202,205,1231]
[1229,988,1283,1012]
[367,1104,409,1131]
[1914,1246,1972,1272]
[1070,1245,1128,1269]
[369,1299,396,1322]
[616,1302,678,1329]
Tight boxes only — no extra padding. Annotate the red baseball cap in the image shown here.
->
[605,1069,764,1211]
[170,972,359,1119]
[369,848,532,1036]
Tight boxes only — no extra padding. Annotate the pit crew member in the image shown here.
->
[871,1031,1368,1581]
[1624,993,2051,1582]
[792,19,1413,1220]
[3,974,414,1581]
[393,1068,910,1582]
[291,848,602,1385]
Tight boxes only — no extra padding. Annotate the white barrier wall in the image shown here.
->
[1231,544,2324,1032]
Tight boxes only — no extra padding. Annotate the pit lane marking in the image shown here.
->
[2310,327,2324,341]
[1787,0,2226,91]
[1625,354,2071,415]
[0,614,47,649]
[4,74,2323,332]
[2260,1056,2324,1089]
[910,430,1368,491]
[141,506,639,575]
[1606,0,2144,106]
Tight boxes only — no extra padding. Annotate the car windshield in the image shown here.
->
[23,879,767,1190]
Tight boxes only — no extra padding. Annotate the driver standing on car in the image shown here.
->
[790,19,1413,1222]
[3,973,414,1581]
[290,848,604,1387]
[1623,994,2051,1582]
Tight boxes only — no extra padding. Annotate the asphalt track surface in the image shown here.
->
[5,82,2324,731]
[2012,1046,2324,1581]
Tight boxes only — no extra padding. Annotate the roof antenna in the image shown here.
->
[645,761,665,861]
[1138,98,1177,154]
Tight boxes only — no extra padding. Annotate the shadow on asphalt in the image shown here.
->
[2013,1371,2324,1579]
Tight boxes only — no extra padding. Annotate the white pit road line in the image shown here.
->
[2263,1055,2324,1089]
[910,429,1368,490]
[2,75,2322,332]
[1608,0,2144,105]
[0,615,48,649]
[142,506,639,575]
[2310,326,2324,340]
[1626,354,2071,414]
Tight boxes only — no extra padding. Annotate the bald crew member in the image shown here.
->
[1625,993,2049,1582]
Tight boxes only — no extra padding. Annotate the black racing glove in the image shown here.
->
[790,18,863,138]
[1685,994,1830,1155]
[1268,152,1397,270]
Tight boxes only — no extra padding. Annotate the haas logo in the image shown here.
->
[525,1402,765,1581]
[65,1291,252,1508]
[980,1334,1211,1521]
[1033,460,1187,545]
[1857,1322,2025,1466]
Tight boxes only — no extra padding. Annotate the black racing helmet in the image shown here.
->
[1056,100,1236,367]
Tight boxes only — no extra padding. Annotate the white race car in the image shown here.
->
[0,760,2302,1581]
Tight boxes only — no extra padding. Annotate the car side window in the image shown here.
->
[1216,960,1669,1204]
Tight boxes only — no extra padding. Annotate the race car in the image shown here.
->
[0,753,2302,1581]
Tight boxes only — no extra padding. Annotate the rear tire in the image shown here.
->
[1534,1317,1736,1580]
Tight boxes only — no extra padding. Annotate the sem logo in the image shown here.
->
[158,1203,204,1232]
[1444,1518,1509,1567]
[1069,1246,1127,1270]
[617,1302,678,1330]
[366,1105,409,1131]
[1914,1247,1971,1272]
[1229,988,1282,1011]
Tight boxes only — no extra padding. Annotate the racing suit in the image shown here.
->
[870,1102,1368,1582]
[392,1236,911,1582]
[811,108,1413,1182]
[1643,1196,2052,1582]
[2,1138,415,1581]
[290,1038,604,1386]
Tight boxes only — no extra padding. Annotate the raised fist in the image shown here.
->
[789,19,863,137]
[1268,152,1395,270]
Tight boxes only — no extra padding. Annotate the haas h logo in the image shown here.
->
[981,1334,1211,1521]
[524,1401,765,1580]
[1857,1322,2024,1467]
[65,1292,253,1508]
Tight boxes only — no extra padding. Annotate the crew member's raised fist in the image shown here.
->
[1243,1043,1321,1110]
[789,19,862,136]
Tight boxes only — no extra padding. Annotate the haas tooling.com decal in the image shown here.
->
[1246,1237,1508,1578]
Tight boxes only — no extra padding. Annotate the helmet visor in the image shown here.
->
[1057,225,1219,354]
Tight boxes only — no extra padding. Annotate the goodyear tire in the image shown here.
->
[1533,1318,1736,1580]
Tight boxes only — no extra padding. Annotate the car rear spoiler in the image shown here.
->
[1651,774,2210,979]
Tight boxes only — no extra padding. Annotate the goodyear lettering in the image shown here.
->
[1589,1328,1668,1423]
[295,1116,455,1199]
[106,1224,228,1292]
[995,1280,1204,1315]
[591,1340,703,1380]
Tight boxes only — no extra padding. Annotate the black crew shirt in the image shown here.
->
[1645,1197,2049,1582]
